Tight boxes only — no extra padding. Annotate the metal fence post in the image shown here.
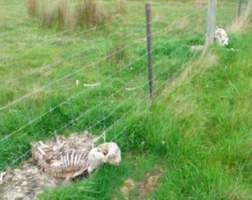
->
[145,3,153,102]
[249,0,252,9]
[206,0,217,45]
[237,0,242,19]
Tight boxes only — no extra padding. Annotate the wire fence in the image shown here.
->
[0,13,203,145]
[8,58,168,167]
[0,10,202,112]
[0,0,251,170]
[2,16,182,84]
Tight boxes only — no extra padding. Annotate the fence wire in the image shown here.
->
[0,0,249,171]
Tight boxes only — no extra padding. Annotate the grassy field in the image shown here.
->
[1,0,252,199]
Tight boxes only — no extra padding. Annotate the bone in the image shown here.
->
[0,172,6,184]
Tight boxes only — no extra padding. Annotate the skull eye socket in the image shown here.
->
[102,149,108,156]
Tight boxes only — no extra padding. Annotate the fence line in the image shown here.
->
[2,35,205,168]
[2,30,182,145]
[3,9,202,80]
[0,7,202,68]
[2,8,203,65]
[107,75,174,142]
[0,37,145,111]
[1,26,182,146]
[0,51,149,143]
[3,19,165,84]
[1,1,248,171]
[8,58,167,168]
[0,13,199,112]
[3,21,151,61]
[110,46,207,142]
[111,0,252,148]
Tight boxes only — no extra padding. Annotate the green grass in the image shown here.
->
[146,28,252,199]
[1,0,252,199]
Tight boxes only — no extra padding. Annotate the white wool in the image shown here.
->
[214,28,229,46]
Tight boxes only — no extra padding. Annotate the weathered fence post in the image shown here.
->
[244,0,252,16]
[248,0,252,9]
[206,0,217,45]
[237,0,242,19]
[145,3,153,102]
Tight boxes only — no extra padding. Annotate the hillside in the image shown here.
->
[39,22,252,200]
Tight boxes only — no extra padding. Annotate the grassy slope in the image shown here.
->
[148,27,252,199]
[1,0,251,199]
[40,28,252,200]
[0,0,210,169]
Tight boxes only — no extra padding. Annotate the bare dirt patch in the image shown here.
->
[139,169,163,198]
[118,167,163,200]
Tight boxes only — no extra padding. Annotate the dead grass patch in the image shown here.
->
[118,168,163,199]
[26,0,38,17]
[76,0,111,28]
[229,3,252,33]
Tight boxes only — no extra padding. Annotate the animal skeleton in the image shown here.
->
[32,132,121,180]
[31,133,95,180]
[0,132,121,200]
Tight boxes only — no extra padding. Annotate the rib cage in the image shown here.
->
[32,132,96,179]
[46,151,89,178]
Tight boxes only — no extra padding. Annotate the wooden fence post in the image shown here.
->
[145,3,153,102]
[206,0,217,45]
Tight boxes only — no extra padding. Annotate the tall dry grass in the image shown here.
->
[39,1,56,27]
[229,1,252,33]
[116,0,127,13]
[25,0,117,29]
[76,0,110,28]
[26,0,38,17]
[57,0,71,29]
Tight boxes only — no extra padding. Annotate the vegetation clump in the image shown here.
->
[26,0,115,29]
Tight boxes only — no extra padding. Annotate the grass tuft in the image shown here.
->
[76,0,110,28]
[25,0,112,29]
[26,0,38,17]
[116,0,127,14]
[57,0,70,30]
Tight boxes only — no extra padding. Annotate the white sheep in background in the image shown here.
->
[214,28,229,46]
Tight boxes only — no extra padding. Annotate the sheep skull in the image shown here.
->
[87,142,121,174]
